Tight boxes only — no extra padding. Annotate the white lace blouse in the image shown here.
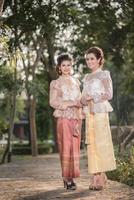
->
[81,68,113,113]
[49,76,83,119]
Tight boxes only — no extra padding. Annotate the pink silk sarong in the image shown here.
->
[57,118,81,178]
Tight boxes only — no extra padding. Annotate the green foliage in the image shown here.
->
[35,70,52,140]
[15,97,25,121]
[0,33,25,141]
[27,78,47,97]
[0,96,25,138]
[0,118,8,138]
[0,66,14,91]
[2,0,134,148]
[0,64,23,93]
[107,146,134,186]
[12,142,53,155]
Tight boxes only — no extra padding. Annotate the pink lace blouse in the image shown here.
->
[49,76,83,119]
[81,68,113,113]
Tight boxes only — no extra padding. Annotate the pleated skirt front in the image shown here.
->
[86,113,116,174]
[57,118,81,178]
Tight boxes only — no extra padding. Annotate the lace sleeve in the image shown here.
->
[102,71,113,100]
[49,80,64,110]
[81,75,89,105]
[92,71,113,103]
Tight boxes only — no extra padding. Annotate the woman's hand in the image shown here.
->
[62,100,82,109]
[85,94,93,101]
[81,94,93,105]
[74,100,82,108]
[61,103,69,110]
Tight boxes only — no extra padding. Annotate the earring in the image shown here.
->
[59,68,62,74]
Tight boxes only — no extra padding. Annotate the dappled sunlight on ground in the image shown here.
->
[0,153,133,200]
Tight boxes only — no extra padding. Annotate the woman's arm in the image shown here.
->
[90,71,113,103]
[49,81,67,110]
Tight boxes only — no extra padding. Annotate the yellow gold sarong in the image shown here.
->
[86,112,116,174]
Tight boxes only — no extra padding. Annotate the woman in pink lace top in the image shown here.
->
[81,47,116,190]
[49,54,83,190]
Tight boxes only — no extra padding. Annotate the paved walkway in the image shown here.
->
[0,153,133,200]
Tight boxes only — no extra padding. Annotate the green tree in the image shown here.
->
[0,36,23,163]
[2,0,134,155]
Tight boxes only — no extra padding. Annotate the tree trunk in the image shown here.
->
[52,117,58,153]
[27,93,32,146]
[29,96,38,156]
[29,37,45,156]
[0,0,5,16]
[1,70,17,164]
[20,49,32,146]
[20,37,46,157]
[7,91,16,162]
[43,34,58,152]
[120,126,134,155]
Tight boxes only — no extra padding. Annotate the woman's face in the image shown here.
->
[60,60,72,75]
[85,53,100,71]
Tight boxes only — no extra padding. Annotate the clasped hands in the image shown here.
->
[62,100,82,110]
[84,93,106,102]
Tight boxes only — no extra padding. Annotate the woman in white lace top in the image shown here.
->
[49,54,83,190]
[81,47,116,190]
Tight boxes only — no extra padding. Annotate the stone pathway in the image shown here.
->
[0,153,133,200]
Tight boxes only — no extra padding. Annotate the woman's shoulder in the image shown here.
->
[72,76,81,85]
[99,70,111,79]
[81,73,90,83]
[50,78,60,89]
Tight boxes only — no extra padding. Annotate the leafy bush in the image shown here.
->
[12,142,54,155]
[107,146,134,186]
[0,119,8,139]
